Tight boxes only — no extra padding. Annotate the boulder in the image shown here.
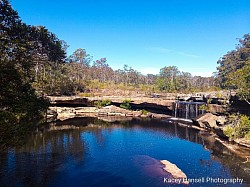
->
[160,160,189,185]
[46,109,57,122]
[134,155,188,185]
[150,113,171,119]
[193,113,218,129]
[216,116,227,126]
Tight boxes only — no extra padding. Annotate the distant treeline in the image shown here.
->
[34,47,219,96]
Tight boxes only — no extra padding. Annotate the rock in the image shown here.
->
[214,127,228,139]
[134,155,188,185]
[150,113,171,119]
[48,96,90,106]
[207,104,226,114]
[234,139,250,149]
[46,109,57,120]
[133,111,142,117]
[160,160,189,185]
[75,107,98,114]
[216,116,227,126]
[193,113,218,129]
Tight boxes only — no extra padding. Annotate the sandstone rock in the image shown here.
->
[234,139,250,149]
[160,160,189,185]
[48,96,90,106]
[216,116,227,126]
[75,107,98,113]
[134,155,188,185]
[46,109,57,121]
[151,113,172,119]
[193,113,218,129]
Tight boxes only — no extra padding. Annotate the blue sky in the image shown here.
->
[10,0,250,76]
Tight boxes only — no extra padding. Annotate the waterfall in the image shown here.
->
[173,101,205,119]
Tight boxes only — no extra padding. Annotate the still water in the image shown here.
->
[0,118,250,187]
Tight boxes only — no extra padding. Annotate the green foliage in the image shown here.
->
[156,66,218,92]
[157,66,180,92]
[245,132,250,140]
[207,98,212,104]
[0,0,51,122]
[199,104,208,111]
[217,34,250,104]
[141,109,148,115]
[226,61,250,104]
[223,126,235,140]
[120,99,131,110]
[79,92,93,97]
[94,99,111,108]
[223,114,250,140]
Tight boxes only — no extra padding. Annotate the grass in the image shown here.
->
[94,99,111,108]
[120,98,131,110]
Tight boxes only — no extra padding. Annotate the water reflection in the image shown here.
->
[0,117,250,186]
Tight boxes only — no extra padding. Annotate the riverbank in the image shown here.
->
[46,95,250,157]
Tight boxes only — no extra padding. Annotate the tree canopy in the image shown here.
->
[217,34,250,104]
[0,0,66,120]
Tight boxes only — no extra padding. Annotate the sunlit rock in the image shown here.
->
[160,160,189,185]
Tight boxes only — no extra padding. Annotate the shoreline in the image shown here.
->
[46,95,250,157]
[47,106,250,158]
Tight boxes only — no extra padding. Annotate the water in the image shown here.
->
[0,118,250,187]
[173,101,205,119]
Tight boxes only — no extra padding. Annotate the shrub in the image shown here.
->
[141,109,148,115]
[245,132,250,140]
[223,126,235,140]
[120,98,131,110]
[199,104,208,111]
[223,114,250,140]
[79,92,93,97]
[94,99,111,108]
[207,98,212,104]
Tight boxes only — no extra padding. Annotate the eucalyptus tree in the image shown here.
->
[217,34,250,88]
[0,0,66,119]
[217,34,250,104]
[157,66,180,91]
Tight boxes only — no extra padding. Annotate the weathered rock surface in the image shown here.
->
[48,105,172,121]
[193,113,219,129]
[160,160,189,185]
[193,113,250,149]
[48,96,90,106]
[133,155,188,185]
[192,113,227,129]
[47,96,175,113]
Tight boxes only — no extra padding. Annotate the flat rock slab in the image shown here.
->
[160,160,189,185]
[133,155,188,185]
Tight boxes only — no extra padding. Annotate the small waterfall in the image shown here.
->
[173,101,205,119]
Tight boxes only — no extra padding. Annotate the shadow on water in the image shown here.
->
[0,117,250,186]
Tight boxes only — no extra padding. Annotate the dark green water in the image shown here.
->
[0,118,250,187]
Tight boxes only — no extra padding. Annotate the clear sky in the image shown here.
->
[10,0,250,76]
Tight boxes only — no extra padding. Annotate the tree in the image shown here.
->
[217,34,250,104]
[217,34,250,88]
[226,61,250,104]
[0,0,66,120]
[157,66,180,91]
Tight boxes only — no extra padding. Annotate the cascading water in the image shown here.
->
[173,101,205,119]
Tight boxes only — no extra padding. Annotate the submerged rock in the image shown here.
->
[133,155,188,185]
[160,160,189,185]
